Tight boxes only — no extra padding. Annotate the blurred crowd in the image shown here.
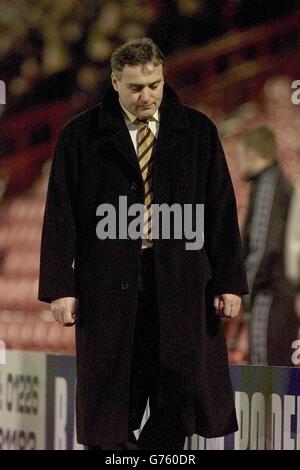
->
[1,0,299,116]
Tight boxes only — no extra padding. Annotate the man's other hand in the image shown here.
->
[213,293,241,318]
[50,297,78,326]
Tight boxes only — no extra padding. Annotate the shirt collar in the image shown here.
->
[120,102,160,126]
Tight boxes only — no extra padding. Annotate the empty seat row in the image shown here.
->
[0,277,40,310]
[1,249,41,276]
[3,199,45,223]
[0,223,42,248]
[0,318,75,353]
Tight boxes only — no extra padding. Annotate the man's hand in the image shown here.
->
[213,293,241,318]
[50,297,78,326]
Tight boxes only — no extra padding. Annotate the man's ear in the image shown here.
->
[111,73,119,92]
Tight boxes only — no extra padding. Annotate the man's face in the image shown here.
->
[111,62,164,119]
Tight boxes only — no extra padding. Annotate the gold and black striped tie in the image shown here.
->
[136,119,156,241]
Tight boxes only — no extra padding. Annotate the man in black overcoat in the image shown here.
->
[38,38,248,450]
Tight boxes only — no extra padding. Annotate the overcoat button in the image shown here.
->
[131,182,138,190]
[121,283,129,290]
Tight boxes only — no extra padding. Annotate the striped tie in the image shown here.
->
[136,119,156,241]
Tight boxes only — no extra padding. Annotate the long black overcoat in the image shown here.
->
[38,84,248,445]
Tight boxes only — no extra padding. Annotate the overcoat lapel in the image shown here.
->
[96,92,141,175]
[96,84,190,179]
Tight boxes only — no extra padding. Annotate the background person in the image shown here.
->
[238,126,299,366]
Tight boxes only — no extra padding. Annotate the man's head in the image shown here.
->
[111,38,165,120]
[237,126,277,180]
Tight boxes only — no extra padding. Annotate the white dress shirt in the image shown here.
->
[121,103,160,151]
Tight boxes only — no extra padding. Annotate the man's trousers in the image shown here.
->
[88,248,186,450]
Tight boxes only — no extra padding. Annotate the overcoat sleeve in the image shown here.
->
[38,127,78,303]
[204,122,248,296]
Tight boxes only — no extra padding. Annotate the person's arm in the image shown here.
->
[38,126,79,321]
[204,122,248,315]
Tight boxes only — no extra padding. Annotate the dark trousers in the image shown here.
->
[88,248,186,450]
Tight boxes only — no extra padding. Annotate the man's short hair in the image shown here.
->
[111,38,165,78]
[239,126,277,161]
